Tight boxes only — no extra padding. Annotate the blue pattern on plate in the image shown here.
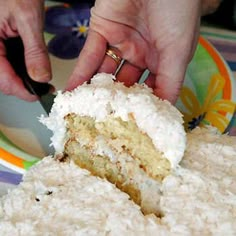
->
[45,2,91,59]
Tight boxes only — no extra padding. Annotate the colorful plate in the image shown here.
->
[176,36,236,134]
[43,1,236,134]
[0,35,235,188]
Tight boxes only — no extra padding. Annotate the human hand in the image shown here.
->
[201,0,222,15]
[66,0,202,104]
[0,0,51,101]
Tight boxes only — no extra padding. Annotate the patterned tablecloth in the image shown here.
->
[200,25,236,135]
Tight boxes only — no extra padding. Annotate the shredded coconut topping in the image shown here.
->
[40,73,186,168]
[0,157,163,235]
[0,127,236,235]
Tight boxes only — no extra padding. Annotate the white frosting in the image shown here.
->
[1,127,236,234]
[0,157,163,235]
[41,73,186,168]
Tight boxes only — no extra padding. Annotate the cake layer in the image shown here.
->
[1,127,236,234]
[41,73,187,215]
[64,113,164,215]
[65,114,171,180]
[41,73,186,168]
[0,157,162,234]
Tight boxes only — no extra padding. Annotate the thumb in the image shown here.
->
[16,1,51,82]
[22,34,51,83]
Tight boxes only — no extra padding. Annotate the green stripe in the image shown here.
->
[23,160,39,170]
[201,31,236,41]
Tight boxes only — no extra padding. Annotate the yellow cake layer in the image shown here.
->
[61,114,172,215]
[64,140,142,207]
[64,113,171,181]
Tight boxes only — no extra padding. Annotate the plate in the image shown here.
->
[43,1,236,134]
[0,1,235,192]
[176,36,236,134]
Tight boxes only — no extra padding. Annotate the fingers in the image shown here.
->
[0,41,37,101]
[67,32,187,105]
[67,29,143,90]
[15,0,51,83]
[97,47,122,74]
[99,48,143,86]
[144,72,155,89]
[116,61,143,86]
[152,47,189,104]
[66,30,107,91]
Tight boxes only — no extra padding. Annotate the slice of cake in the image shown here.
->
[1,127,236,234]
[41,73,186,215]
[0,157,163,235]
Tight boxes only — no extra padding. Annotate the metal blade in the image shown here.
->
[39,93,56,115]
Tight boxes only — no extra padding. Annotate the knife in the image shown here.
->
[4,37,55,115]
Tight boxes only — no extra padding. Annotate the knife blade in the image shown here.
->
[4,37,55,115]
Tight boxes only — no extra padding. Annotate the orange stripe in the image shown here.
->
[0,148,24,168]
[199,36,232,100]
[63,3,70,8]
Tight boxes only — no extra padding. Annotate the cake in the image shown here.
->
[41,73,186,215]
[0,127,235,235]
[0,157,163,235]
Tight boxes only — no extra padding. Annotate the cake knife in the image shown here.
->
[4,37,55,115]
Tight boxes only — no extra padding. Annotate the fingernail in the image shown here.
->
[29,67,51,82]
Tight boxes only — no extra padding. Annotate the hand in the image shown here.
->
[66,0,202,104]
[202,0,222,15]
[0,0,51,101]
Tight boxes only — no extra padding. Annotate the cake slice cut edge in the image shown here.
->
[41,73,187,215]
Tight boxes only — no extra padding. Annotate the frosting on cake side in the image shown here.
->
[41,73,186,169]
